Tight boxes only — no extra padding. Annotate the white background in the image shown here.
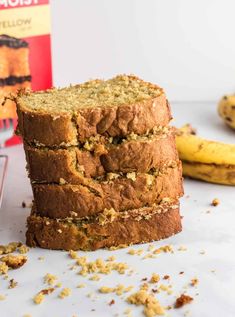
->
[50,0,235,102]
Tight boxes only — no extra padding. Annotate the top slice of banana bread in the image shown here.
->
[16,75,172,146]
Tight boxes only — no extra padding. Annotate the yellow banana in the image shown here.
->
[176,124,235,185]
[218,95,235,129]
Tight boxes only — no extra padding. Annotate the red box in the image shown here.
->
[0,0,52,146]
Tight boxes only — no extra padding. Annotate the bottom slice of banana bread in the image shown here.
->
[26,200,182,251]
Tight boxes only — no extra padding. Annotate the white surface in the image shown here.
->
[0,102,235,317]
[50,0,235,101]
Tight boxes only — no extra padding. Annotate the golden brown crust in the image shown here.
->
[17,95,172,146]
[24,131,178,180]
[32,164,183,219]
[26,205,182,251]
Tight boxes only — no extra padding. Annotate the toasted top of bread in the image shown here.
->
[17,75,163,114]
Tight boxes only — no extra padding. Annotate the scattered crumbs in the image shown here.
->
[18,245,29,254]
[77,257,129,276]
[106,255,116,262]
[99,285,133,295]
[163,275,170,280]
[179,271,184,275]
[142,277,148,281]
[199,250,206,255]
[21,201,26,208]
[44,273,58,285]
[77,283,86,288]
[0,294,6,301]
[128,248,143,256]
[211,198,220,206]
[8,278,18,289]
[23,314,32,317]
[109,299,115,306]
[127,290,165,316]
[58,288,71,299]
[178,246,187,251]
[211,270,216,273]
[175,294,193,308]
[69,250,78,259]
[89,274,100,281]
[191,278,198,287]
[0,242,22,255]
[158,284,173,295]
[149,273,160,284]
[185,195,190,199]
[38,256,45,261]
[153,245,173,254]
[33,292,45,304]
[0,262,8,275]
[0,255,27,269]
[184,310,191,316]
[206,210,211,214]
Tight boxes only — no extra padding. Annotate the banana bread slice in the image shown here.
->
[24,127,178,181]
[32,162,183,219]
[16,75,172,146]
[26,200,182,251]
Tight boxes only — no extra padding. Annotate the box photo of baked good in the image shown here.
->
[0,0,52,146]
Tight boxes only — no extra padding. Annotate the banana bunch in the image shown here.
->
[176,124,235,185]
[218,95,235,129]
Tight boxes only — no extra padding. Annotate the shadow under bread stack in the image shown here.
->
[16,75,184,251]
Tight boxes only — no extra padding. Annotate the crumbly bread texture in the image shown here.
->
[16,75,172,146]
[32,162,183,219]
[26,202,182,251]
[24,128,178,181]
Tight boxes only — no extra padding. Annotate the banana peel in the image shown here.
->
[176,124,235,185]
[218,95,235,129]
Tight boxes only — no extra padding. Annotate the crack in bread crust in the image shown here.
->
[24,129,178,181]
[32,163,183,219]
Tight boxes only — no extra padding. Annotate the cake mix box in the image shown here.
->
[0,0,52,145]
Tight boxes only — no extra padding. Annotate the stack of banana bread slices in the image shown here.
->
[16,75,183,251]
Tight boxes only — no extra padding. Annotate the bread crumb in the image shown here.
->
[0,294,6,300]
[127,290,165,316]
[44,273,58,285]
[211,198,219,206]
[33,292,45,304]
[163,275,170,280]
[18,245,29,254]
[150,273,160,284]
[22,201,26,208]
[58,288,71,299]
[153,245,173,254]
[23,314,32,317]
[99,286,114,293]
[128,248,143,256]
[175,294,193,308]
[191,278,198,287]
[0,255,27,269]
[8,278,18,289]
[69,250,78,259]
[0,262,8,275]
[56,282,62,288]
[89,274,100,281]
[38,256,45,261]
[0,242,22,255]
[109,299,115,306]
[140,283,149,291]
